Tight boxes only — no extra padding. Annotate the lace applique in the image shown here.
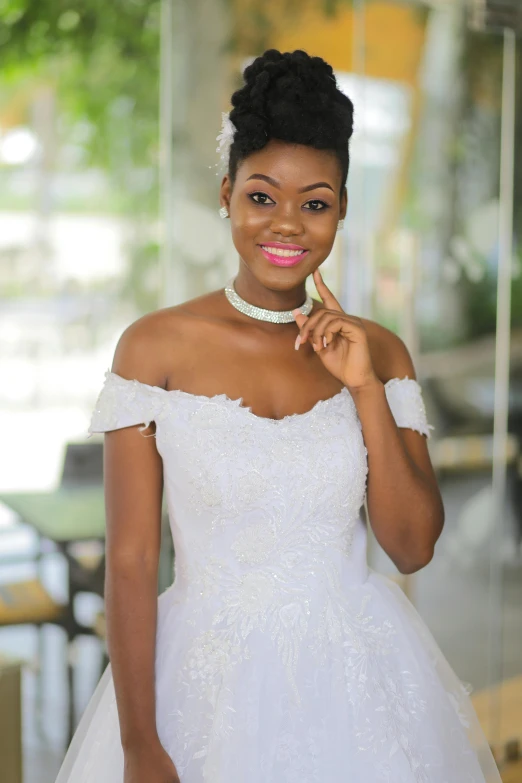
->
[231,521,277,564]
[87,370,170,436]
[354,667,429,782]
[384,377,435,439]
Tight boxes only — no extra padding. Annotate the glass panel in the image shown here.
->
[342,0,522,765]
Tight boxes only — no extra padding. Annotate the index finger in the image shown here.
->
[313,268,342,311]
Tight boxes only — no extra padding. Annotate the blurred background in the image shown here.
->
[0,0,521,781]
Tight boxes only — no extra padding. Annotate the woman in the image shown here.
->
[56,49,501,783]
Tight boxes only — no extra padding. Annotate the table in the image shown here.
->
[0,486,106,543]
[0,485,107,604]
[0,486,173,599]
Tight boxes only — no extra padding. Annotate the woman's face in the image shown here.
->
[220,139,347,290]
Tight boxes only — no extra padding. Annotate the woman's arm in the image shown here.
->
[103,319,167,752]
[353,327,445,575]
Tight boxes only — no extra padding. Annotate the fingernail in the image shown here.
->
[323,336,327,348]
[294,335,301,351]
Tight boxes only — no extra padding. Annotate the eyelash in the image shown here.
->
[248,192,330,211]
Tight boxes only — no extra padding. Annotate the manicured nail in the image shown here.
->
[294,335,301,351]
[323,336,327,348]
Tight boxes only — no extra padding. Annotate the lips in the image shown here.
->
[258,243,310,267]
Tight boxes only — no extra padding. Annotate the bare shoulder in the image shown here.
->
[111,289,225,388]
[360,317,417,384]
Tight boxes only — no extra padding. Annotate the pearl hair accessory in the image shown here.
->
[216,111,236,172]
[224,277,313,323]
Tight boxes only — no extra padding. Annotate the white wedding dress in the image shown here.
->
[56,370,501,783]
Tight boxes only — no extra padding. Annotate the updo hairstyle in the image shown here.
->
[227,49,354,195]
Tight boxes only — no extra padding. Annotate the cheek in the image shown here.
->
[231,207,267,236]
[231,217,254,239]
[230,221,257,253]
[307,216,337,243]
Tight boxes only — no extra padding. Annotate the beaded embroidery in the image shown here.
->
[384,376,435,439]
[85,371,491,783]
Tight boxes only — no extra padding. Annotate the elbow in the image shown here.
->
[395,544,435,575]
[395,508,444,575]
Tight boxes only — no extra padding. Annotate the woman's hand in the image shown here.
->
[124,741,181,783]
[293,268,379,392]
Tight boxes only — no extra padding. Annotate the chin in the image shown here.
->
[260,271,309,289]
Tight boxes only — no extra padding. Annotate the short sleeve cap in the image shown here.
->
[88,371,165,436]
[384,377,435,439]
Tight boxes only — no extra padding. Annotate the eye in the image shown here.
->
[304,199,329,211]
[248,192,275,205]
[247,192,330,211]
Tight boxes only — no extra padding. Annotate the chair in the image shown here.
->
[0,654,23,783]
[0,577,72,740]
[60,441,104,489]
[0,441,105,746]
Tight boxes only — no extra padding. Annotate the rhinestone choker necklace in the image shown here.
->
[224,277,313,323]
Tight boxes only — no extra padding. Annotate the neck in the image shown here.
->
[233,264,309,313]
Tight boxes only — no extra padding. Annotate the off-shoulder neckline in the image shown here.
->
[104,370,419,425]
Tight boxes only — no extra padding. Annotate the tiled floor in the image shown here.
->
[2,471,521,783]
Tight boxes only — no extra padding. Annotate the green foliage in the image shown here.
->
[0,1,161,68]
[0,0,356,173]
[0,1,161,171]
[459,256,522,339]
[0,0,359,187]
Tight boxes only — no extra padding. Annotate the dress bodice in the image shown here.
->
[88,372,433,607]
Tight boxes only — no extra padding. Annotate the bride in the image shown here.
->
[56,48,501,783]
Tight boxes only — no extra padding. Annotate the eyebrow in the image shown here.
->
[245,173,335,194]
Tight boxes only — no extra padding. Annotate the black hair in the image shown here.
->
[228,49,354,196]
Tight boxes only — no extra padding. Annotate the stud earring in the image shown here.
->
[219,205,229,219]
[337,218,344,231]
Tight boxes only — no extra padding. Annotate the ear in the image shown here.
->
[340,186,348,221]
[219,174,232,210]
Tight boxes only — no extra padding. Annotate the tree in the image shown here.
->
[0,1,161,172]
[0,0,352,174]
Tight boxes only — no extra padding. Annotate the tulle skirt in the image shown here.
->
[55,569,501,783]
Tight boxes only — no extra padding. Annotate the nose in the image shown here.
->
[269,203,304,238]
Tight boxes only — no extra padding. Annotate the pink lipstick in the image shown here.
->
[258,242,309,267]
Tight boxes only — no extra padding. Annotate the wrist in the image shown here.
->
[345,375,383,397]
[121,729,161,754]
